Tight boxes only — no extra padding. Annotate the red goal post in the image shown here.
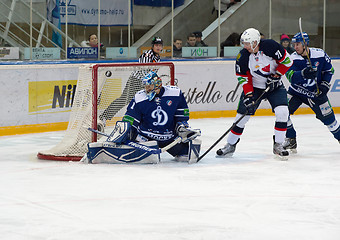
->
[37,62,175,161]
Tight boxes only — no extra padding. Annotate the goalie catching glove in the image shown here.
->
[176,122,201,143]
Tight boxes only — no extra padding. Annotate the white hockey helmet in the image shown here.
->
[240,28,261,50]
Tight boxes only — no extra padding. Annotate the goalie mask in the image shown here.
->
[142,71,162,101]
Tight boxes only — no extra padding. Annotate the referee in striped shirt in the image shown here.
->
[139,37,163,63]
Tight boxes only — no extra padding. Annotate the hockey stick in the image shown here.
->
[298,17,320,95]
[196,87,270,162]
[87,127,182,154]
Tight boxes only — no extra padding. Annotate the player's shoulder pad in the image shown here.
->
[236,48,250,64]
[235,48,250,74]
[134,90,149,103]
[162,85,181,97]
[260,39,283,57]
[289,51,303,61]
[310,48,325,58]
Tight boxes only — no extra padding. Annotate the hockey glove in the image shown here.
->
[243,93,255,115]
[318,81,331,97]
[266,74,282,92]
[301,66,317,79]
[176,122,201,143]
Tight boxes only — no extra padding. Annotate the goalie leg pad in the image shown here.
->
[174,139,202,163]
[188,139,202,163]
[87,141,160,164]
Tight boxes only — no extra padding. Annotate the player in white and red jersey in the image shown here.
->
[216,28,293,159]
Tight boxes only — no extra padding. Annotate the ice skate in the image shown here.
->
[283,137,297,153]
[273,141,289,161]
[216,139,239,157]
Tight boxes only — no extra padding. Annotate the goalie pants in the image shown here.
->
[158,138,189,157]
[286,93,340,140]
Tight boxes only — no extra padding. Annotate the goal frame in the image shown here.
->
[37,62,175,161]
[91,62,175,142]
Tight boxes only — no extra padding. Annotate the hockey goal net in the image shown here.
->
[37,62,175,161]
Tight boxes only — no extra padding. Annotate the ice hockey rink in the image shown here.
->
[1,114,340,240]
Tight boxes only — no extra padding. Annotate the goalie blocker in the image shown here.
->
[82,121,201,164]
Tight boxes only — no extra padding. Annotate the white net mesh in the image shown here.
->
[38,62,174,160]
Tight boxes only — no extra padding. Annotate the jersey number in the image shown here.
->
[275,50,282,59]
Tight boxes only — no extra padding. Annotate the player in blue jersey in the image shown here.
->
[216,28,293,159]
[283,32,339,152]
[85,71,201,164]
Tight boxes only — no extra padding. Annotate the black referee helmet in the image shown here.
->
[151,37,163,45]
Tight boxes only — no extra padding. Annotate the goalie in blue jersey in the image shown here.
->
[85,71,201,164]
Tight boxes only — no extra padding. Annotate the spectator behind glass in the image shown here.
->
[185,33,197,47]
[81,34,105,55]
[280,34,294,54]
[173,38,183,57]
[220,32,240,56]
[193,31,208,47]
[260,32,265,39]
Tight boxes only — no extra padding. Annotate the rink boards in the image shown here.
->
[0,59,339,135]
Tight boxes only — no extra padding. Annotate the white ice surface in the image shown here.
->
[1,114,340,240]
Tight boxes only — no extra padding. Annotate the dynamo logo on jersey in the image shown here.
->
[151,106,168,126]
[302,79,316,87]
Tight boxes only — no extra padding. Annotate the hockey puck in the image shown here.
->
[105,71,112,77]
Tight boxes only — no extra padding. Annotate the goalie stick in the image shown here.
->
[299,17,320,95]
[196,86,270,162]
[87,127,182,154]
